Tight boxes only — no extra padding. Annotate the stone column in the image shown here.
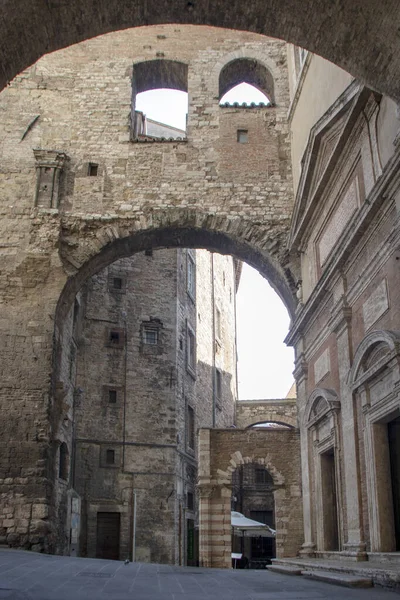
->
[333,302,367,560]
[294,344,315,557]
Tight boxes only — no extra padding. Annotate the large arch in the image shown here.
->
[56,214,298,324]
[1,2,400,100]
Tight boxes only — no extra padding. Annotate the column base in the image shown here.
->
[341,542,368,562]
[299,542,316,558]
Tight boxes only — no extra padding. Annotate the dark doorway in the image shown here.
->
[320,449,339,550]
[388,416,400,551]
[186,518,198,566]
[96,512,120,560]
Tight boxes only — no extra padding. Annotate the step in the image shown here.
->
[302,570,373,588]
[267,564,303,576]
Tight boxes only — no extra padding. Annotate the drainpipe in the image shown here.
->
[233,260,239,423]
[132,488,137,562]
[122,310,128,469]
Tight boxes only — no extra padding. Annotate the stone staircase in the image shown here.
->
[267,556,400,590]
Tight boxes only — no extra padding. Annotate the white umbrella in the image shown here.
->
[231,511,276,538]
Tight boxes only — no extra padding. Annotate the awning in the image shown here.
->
[231,511,276,538]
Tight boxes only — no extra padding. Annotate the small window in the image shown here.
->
[113,277,123,290]
[106,449,115,465]
[107,328,124,348]
[59,443,69,481]
[108,389,117,404]
[143,327,158,345]
[215,368,222,400]
[187,252,196,300]
[88,163,98,176]
[187,491,194,511]
[237,129,248,144]
[187,405,195,451]
[110,331,120,345]
[187,325,196,373]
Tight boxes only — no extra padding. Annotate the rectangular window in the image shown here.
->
[106,449,115,465]
[107,328,124,348]
[143,327,158,345]
[237,129,248,144]
[88,163,98,177]
[187,325,196,374]
[187,405,195,451]
[110,331,120,345]
[113,277,123,290]
[187,252,196,300]
[108,389,117,404]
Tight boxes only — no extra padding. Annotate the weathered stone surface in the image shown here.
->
[1,1,400,103]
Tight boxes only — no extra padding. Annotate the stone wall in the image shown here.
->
[0,25,296,552]
[236,399,298,429]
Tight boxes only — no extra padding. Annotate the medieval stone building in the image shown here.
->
[64,248,238,564]
[0,16,399,578]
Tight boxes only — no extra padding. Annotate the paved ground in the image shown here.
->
[0,549,398,600]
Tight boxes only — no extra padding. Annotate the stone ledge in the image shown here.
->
[302,570,372,588]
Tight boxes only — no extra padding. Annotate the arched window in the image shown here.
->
[131,60,188,140]
[219,58,273,106]
[59,442,69,481]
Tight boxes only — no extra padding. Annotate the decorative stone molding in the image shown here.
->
[304,388,340,428]
[33,148,69,209]
[348,329,400,390]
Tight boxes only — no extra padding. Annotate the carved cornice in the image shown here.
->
[33,148,69,169]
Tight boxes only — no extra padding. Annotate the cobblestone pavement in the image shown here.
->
[0,550,397,600]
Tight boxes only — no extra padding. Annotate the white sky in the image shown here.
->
[137,84,294,399]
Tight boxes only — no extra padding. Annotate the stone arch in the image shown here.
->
[210,48,281,104]
[348,330,400,389]
[2,3,400,102]
[218,58,274,103]
[220,450,285,486]
[304,388,340,428]
[56,211,297,325]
